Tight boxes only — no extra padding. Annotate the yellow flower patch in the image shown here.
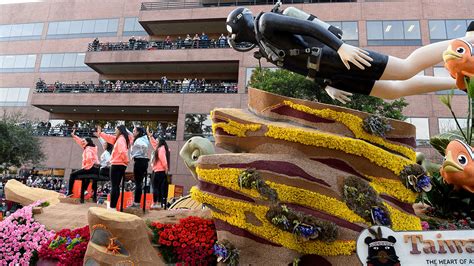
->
[212,120,262,137]
[191,187,356,256]
[265,125,412,175]
[384,203,422,231]
[368,176,417,203]
[196,167,367,224]
[281,101,416,161]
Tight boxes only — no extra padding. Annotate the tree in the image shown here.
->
[249,68,408,120]
[0,112,45,169]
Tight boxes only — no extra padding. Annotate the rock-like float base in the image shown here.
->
[192,88,421,265]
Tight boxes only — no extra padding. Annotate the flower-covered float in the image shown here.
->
[186,87,423,265]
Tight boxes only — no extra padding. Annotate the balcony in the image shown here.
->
[140,0,357,11]
[34,81,238,94]
[84,41,241,76]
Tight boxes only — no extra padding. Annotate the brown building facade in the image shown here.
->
[0,0,472,192]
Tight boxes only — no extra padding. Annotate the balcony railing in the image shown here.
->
[87,39,230,52]
[32,126,177,140]
[141,0,356,10]
[34,82,238,94]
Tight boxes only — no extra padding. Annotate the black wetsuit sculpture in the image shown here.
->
[226,6,389,95]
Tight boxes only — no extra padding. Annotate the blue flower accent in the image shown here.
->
[371,207,390,226]
[294,224,318,239]
[416,175,432,192]
[213,244,229,259]
[66,236,72,245]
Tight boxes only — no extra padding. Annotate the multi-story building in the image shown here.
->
[1,0,472,192]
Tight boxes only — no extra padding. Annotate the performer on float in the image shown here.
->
[146,127,170,209]
[127,126,151,209]
[98,138,113,178]
[95,125,130,211]
[225,4,474,103]
[67,129,99,196]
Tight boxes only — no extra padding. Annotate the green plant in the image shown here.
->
[238,169,278,202]
[418,172,474,219]
[343,176,391,226]
[265,204,338,242]
[362,115,393,137]
[249,68,408,120]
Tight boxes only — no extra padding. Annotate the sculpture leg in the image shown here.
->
[370,76,456,100]
[380,36,474,80]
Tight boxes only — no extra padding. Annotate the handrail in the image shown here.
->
[32,126,177,140]
[87,39,231,52]
[141,0,356,10]
[34,82,238,94]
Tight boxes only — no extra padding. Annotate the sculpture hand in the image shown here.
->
[325,86,352,104]
[336,43,373,70]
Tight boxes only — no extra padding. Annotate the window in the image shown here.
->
[433,67,466,95]
[0,54,36,72]
[0,88,30,106]
[329,21,358,46]
[46,18,119,39]
[367,20,421,46]
[405,117,430,146]
[184,114,213,141]
[0,22,43,41]
[429,19,473,42]
[438,118,467,134]
[40,53,90,72]
[123,17,147,36]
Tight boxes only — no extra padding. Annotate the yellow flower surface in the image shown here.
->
[191,187,356,256]
[212,120,261,137]
[265,125,411,175]
[281,101,416,161]
[368,176,417,203]
[196,167,367,224]
[384,203,422,231]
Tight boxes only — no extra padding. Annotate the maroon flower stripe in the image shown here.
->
[387,137,416,148]
[298,254,332,266]
[310,158,369,181]
[380,194,416,215]
[220,161,330,187]
[284,203,365,232]
[213,127,234,136]
[198,180,255,203]
[213,219,281,247]
[270,104,335,123]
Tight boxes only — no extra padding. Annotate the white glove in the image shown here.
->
[336,43,373,70]
[325,85,352,104]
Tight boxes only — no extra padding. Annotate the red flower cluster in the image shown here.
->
[37,225,90,266]
[150,216,217,265]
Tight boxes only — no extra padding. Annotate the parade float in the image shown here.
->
[2,5,474,265]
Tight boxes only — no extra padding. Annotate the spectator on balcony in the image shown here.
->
[200,32,209,48]
[115,80,122,92]
[88,81,95,92]
[184,34,192,48]
[176,36,183,49]
[92,38,99,51]
[129,36,136,50]
[182,78,190,93]
[161,76,168,90]
[193,33,200,48]
[218,34,227,48]
[164,36,172,49]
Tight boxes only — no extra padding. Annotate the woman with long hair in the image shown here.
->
[127,126,150,209]
[67,129,99,196]
[146,126,170,209]
[95,125,130,211]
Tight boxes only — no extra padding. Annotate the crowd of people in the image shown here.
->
[89,33,229,51]
[67,125,171,211]
[32,121,177,141]
[35,78,238,94]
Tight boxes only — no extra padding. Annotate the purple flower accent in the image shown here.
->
[416,175,432,192]
[371,207,390,226]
